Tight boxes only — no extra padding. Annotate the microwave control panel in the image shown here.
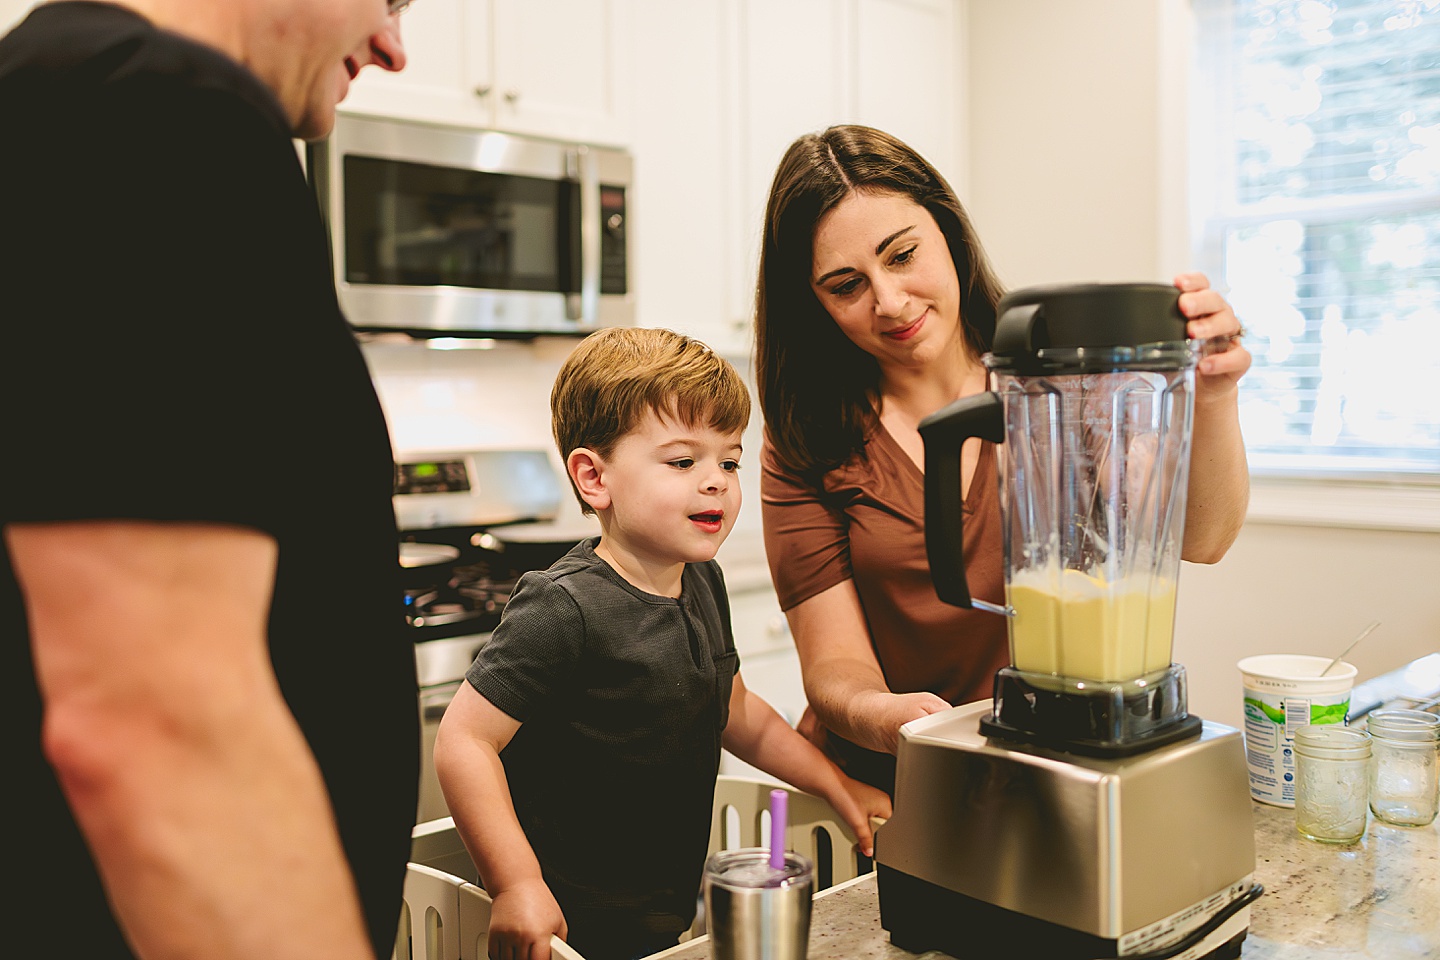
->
[600,184,627,295]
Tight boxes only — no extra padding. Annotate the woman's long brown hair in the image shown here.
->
[754,125,1006,476]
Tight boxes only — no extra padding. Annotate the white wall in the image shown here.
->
[361,338,574,462]
[1177,522,1440,728]
[963,0,1166,287]
[961,0,1440,727]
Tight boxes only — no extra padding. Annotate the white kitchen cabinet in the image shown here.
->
[490,0,632,145]
[625,2,739,352]
[725,0,853,350]
[343,0,633,147]
[339,0,480,126]
[629,0,852,357]
[629,0,960,357]
[727,0,960,332]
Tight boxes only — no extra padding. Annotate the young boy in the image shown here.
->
[434,327,891,960]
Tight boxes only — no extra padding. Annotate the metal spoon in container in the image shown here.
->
[1321,620,1381,677]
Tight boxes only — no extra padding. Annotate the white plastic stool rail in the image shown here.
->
[392,776,866,960]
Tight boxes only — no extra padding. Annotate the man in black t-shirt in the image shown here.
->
[0,3,419,959]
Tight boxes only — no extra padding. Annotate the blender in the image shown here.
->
[874,283,1260,959]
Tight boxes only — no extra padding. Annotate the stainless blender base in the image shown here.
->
[878,865,1258,960]
[875,701,1258,948]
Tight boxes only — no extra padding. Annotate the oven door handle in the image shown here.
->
[421,681,463,722]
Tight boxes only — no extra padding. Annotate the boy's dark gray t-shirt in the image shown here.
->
[465,536,739,952]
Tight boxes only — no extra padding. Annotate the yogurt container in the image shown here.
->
[1238,654,1358,807]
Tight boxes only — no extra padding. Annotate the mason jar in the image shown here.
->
[1367,709,1440,828]
[1293,725,1371,843]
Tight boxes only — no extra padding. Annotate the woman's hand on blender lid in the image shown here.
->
[1174,272,1253,383]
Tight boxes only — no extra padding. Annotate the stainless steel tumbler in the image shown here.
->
[703,848,813,960]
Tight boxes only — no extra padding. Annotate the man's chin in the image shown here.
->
[292,108,338,143]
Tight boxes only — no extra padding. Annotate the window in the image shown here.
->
[1192,0,1440,479]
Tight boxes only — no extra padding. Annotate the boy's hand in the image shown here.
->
[488,878,567,960]
[829,775,893,859]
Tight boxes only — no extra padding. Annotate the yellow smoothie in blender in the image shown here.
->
[1006,569,1176,682]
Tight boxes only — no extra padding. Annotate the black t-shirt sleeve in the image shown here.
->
[466,571,586,723]
[1,69,312,531]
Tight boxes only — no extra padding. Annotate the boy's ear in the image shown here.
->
[566,448,611,513]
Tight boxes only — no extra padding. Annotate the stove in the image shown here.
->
[393,449,598,821]
[403,531,519,639]
[395,449,575,650]
[404,536,518,695]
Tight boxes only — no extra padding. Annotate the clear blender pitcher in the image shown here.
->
[920,283,1203,755]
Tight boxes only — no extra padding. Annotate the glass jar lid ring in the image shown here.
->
[1368,708,1440,742]
[1294,724,1372,758]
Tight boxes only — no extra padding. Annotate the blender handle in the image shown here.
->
[918,392,1005,609]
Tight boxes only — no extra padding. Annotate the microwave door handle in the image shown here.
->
[569,146,601,328]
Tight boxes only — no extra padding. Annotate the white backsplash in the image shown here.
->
[360,335,766,541]
[361,337,573,459]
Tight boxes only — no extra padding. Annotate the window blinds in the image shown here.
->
[1193,0,1440,477]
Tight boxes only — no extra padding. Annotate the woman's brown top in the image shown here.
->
[761,426,1009,790]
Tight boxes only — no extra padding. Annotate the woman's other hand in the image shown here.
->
[788,582,954,756]
[853,689,953,755]
[1173,272,1253,394]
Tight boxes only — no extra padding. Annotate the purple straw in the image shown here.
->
[769,789,787,870]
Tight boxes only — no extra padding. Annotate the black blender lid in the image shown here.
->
[989,282,1191,374]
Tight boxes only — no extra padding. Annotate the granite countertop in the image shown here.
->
[654,802,1440,960]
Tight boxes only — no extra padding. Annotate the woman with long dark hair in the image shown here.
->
[755,125,1251,792]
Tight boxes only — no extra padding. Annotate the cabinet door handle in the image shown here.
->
[473,84,492,98]
[503,89,520,104]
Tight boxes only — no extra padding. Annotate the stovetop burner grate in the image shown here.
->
[406,577,513,634]
[399,516,589,644]
[401,542,529,640]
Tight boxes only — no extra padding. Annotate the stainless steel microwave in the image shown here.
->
[309,115,632,337]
